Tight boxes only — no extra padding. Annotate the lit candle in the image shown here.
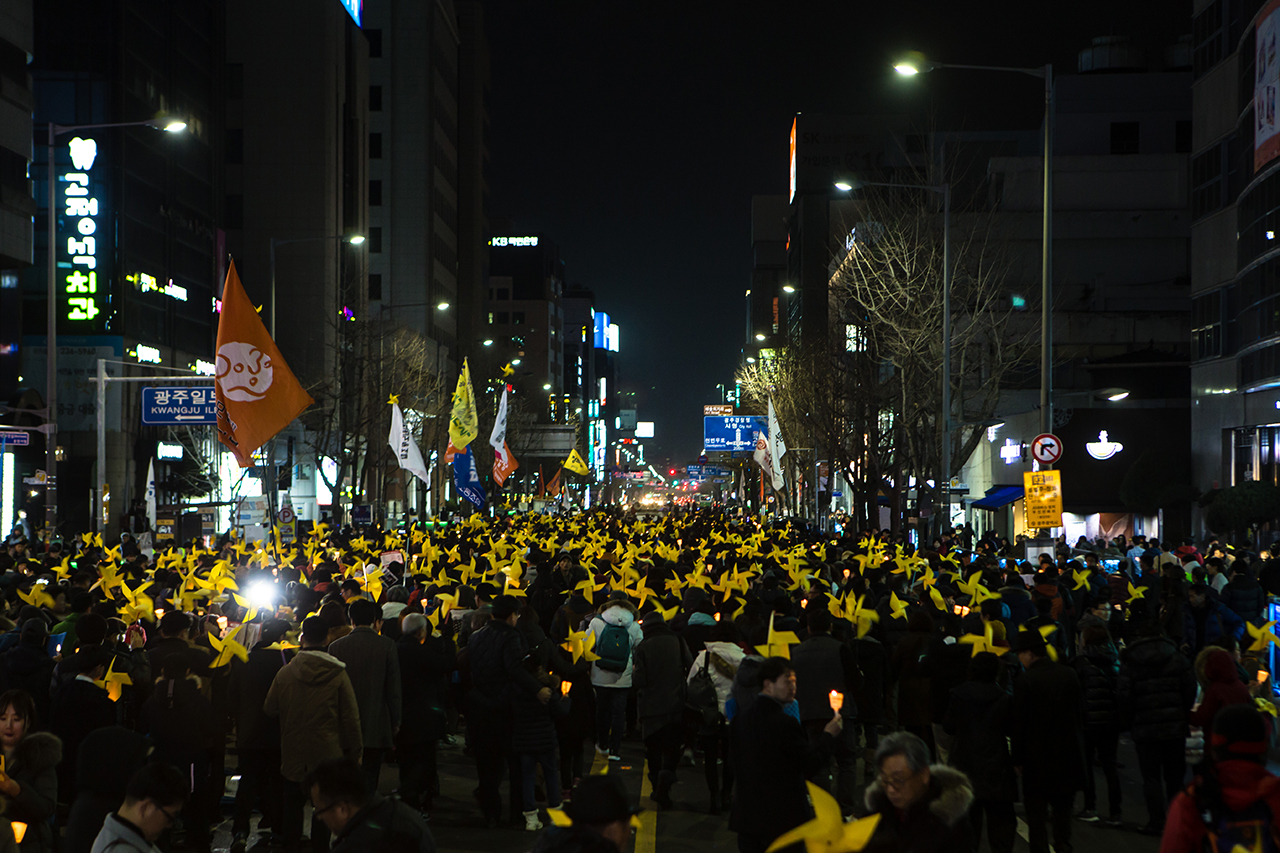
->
[11,822,26,843]
[1259,670,1270,684]
[217,616,228,632]
[154,608,163,621]
[560,681,571,697]
[829,690,843,713]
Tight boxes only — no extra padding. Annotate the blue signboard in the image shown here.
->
[340,0,362,26]
[0,433,29,446]
[141,386,218,425]
[703,416,767,452]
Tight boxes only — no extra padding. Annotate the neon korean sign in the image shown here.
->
[60,137,107,329]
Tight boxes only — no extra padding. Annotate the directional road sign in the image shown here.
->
[1030,433,1063,465]
[0,432,30,446]
[703,416,767,453]
[142,386,218,425]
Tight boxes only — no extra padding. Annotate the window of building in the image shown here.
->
[1192,290,1223,360]
[1176,120,1192,154]
[1193,0,1224,79]
[497,287,509,300]
[368,274,382,301]
[225,194,243,229]
[513,311,525,324]
[226,63,244,99]
[225,128,243,164]
[1110,122,1140,155]
[496,312,509,324]
[367,29,382,58]
[369,86,382,111]
[369,133,382,159]
[1192,142,1225,220]
[368,227,382,253]
[369,180,382,206]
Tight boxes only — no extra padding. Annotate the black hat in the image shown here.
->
[1013,628,1049,655]
[563,775,642,825]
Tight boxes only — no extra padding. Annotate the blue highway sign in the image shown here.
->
[703,416,767,452]
[142,386,218,425]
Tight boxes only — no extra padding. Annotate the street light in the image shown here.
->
[268,233,366,337]
[782,285,796,294]
[44,116,185,536]
[436,301,450,311]
[894,51,1054,438]
[755,333,766,341]
[482,339,493,347]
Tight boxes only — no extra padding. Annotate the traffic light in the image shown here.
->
[669,468,676,476]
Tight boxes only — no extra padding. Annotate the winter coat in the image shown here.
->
[138,676,216,768]
[583,605,643,688]
[1117,636,1197,741]
[729,693,834,843]
[862,765,976,853]
[4,731,61,853]
[549,595,594,643]
[1188,649,1253,729]
[329,793,436,853]
[890,631,932,727]
[328,626,403,749]
[1000,586,1037,627]
[1160,760,1280,853]
[688,642,745,717]
[64,727,150,853]
[89,813,160,853]
[0,640,55,725]
[1013,657,1087,797]
[1070,642,1120,732]
[50,678,115,805]
[1182,599,1245,653]
[145,635,213,678]
[396,633,455,746]
[263,649,363,782]
[1218,574,1268,626]
[944,681,1015,801]
[632,624,693,736]
[924,636,973,723]
[789,633,859,722]
[227,643,293,750]
[679,613,717,656]
[851,637,887,725]
[466,620,543,718]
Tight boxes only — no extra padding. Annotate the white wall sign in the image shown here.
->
[1086,430,1124,460]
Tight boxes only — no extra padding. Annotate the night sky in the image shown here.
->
[484,1,1191,464]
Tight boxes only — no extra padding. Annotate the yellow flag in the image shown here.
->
[564,448,590,475]
[449,358,479,450]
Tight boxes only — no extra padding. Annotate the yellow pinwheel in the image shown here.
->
[766,781,881,853]
[209,625,250,668]
[959,622,999,657]
[756,612,801,659]
[116,581,154,624]
[849,595,879,638]
[562,630,601,665]
[17,582,55,611]
[1127,582,1146,603]
[1246,620,1280,654]
[955,573,985,600]
[1020,624,1060,662]
[93,656,134,703]
[1071,567,1091,591]
[887,592,909,621]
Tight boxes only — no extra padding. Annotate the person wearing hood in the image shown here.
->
[1188,648,1252,729]
[1117,621,1197,835]
[0,620,56,726]
[1159,704,1280,853]
[678,601,718,655]
[1068,624,1123,826]
[583,598,643,761]
[861,731,975,853]
[264,615,363,853]
[227,619,294,852]
[632,610,693,810]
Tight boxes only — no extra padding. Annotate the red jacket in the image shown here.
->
[1189,650,1254,729]
[1160,761,1280,853]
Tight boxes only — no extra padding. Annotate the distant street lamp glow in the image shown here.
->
[755,333,766,341]
[782,285,795,293]
[893,63,919,76]
[348,234,366,245]
[511,358,521,365]
[1107,391,1130,402]
[543,383,552,390]
[436,301,449,310]
[833,181,853,191]
[482,339,493,347]
[163,120,187,132]
[746,356,756,364]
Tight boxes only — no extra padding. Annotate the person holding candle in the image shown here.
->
[0,689,61,853]
[789,608,860,816]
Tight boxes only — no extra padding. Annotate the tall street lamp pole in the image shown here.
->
[44,117,185,538]
[895,57,1054,437]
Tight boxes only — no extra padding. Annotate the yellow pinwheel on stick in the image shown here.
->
[1246,620,1280,654]
[766,781,881,853]
[959,622,999,657]
[756,612,801,659]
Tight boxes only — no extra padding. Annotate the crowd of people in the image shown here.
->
[0,510,1274,853]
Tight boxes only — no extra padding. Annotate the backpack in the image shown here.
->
[1196,782,1280,853]
[687,651,722,726]
[595,621,632,673]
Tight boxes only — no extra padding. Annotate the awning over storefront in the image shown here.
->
[971,485,1024,511]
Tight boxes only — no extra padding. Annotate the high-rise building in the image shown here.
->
[27,0,225,534]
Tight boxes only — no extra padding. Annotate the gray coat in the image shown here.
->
[632,624,693,737]
[328,626,402,749]
[89,813,160,853]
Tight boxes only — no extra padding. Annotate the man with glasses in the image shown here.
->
[862,731,975,851]
[306,757,434,852]
[90,762,189,853]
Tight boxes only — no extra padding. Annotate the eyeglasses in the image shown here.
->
[876,772,917,791]
[312,801,340,818]
[156,803,182,825]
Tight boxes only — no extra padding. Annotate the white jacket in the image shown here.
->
[585,605,644,688]
[688,641,745,715]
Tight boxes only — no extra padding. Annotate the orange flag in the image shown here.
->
[214,260,314,467]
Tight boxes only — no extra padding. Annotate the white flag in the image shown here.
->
[489,388,510,466]
[768,396,787,491]
[388,401,431,485]
[145,458,157,529]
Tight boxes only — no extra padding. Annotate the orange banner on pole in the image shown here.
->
[492,442,519,486]
[214,260,314,467]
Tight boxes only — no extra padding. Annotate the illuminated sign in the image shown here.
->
[593,313,619,352]
[1086,430,1124,460]
[134,345,162,365]
[157,441,184,460]
[339,0,361,26]
[488,236,539,247]
[61,137,105,326]
[999,438,1022,465]
[636,422,655,438]
[789,117,797,203]
[191,359,216,376]
[128,272,188,302]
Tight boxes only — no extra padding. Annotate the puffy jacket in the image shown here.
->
[263,649,363,782]
[1218,574,1268,626]
[583,604,643,688]
[466,620,542,716]
[1188,649,1253,729]
[1181,599,1245,653]
[1117,636,1196,740]
[999,586,1036,627]
[329,794,436,853]
[1069,643,1119,732]
[863,765,976,853]
[6,731,61,853]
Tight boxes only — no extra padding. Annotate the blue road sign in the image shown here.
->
[703,416,767,452]
[0,433,29,446]
[141,386,218,425]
